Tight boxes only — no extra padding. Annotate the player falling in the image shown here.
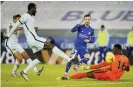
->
[60,44,130,81]
[64,14,95,77]
[6,14,43,77]
[8,3,72,81]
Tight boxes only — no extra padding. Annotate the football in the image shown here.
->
[105,52,115,64]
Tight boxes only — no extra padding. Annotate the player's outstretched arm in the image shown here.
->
[8,21,22,37]
[89,61,110,70]
[8,15,27,37]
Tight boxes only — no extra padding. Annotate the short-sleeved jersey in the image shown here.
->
[18,13,42,45]
[8,13,46,53]
[7,22,19,43]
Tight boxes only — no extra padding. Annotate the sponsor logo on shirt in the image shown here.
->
[79,33,89,38]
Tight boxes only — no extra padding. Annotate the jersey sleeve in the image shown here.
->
[90,61,110,69]
[6,22,12,37]
[8,21,21,37]
[71,24,80,32]
[88,29,95,43]
[8,14,27,37]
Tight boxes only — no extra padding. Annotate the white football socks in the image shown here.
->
[12,60,20,74]
[26,58,38,73]
[52,46,71,62]
[24,59,41,74]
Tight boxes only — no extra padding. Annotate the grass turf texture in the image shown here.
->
[1,64,133,87]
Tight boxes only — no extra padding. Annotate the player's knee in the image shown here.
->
[17,58,22,63]
[14,52,23,63]
[21,51,29,60]
[49,43,55,48]
[44,41,55,48]
[34,51,44,62]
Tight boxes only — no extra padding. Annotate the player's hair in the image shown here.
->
[84,14,90,18]
[114,44,122,50]
[13,14,21,19]
[28,3,36,10]
[15,14,21,18]
[101,25,105,28]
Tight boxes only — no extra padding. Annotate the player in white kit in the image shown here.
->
[8,3,72,81]
[6,14,43,77]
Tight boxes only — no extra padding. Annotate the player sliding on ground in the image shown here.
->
[59,44,130,81]
[63,14,95,77]
[8,3,72,81]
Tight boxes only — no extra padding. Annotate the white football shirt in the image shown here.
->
[7,22,19,43]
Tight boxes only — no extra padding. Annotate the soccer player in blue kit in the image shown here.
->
[63,14,95,77]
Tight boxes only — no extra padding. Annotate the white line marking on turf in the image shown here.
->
[42,81,133,87]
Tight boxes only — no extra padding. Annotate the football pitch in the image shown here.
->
[1,64,133,87]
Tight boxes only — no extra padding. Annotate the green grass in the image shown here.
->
[1,64,133,87]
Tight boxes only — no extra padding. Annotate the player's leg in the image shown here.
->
[6,42,22,77]
[99,47,104,62]
[73,55,81,73]
[14,43,41,75]
[20,50,43,75]
[131,47,133,56]
[10,51,23,77]
[43,41,72,62]
[31,37,72,62]
[21,49,46,81]
[6,41,23,63]
[13,51,23,63]
[21,51,42,74]
[127,46,132,57]
[103,47,107,61]
[60,71,94,80]
[73,58,89,73]
[70,72,89,79]
[7,49,22,77]
[61,69,109,80]
[20,48,43,81]
[69,70,102,79]
[90,70,111,81]
[73,49,89,73]
[11,59,20,77]
[64,46,77,77]
[64,52,77,77]
[20,57,41,81]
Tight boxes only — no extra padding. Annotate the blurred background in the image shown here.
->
[1,1,133,65]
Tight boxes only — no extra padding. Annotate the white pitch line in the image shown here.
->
[40,81,133,87]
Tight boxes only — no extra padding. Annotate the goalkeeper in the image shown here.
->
[60,44,130,81]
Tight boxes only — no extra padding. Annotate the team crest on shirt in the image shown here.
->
[88,32,91,35]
